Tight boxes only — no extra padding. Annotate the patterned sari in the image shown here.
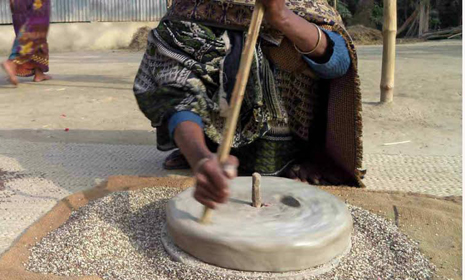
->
[9,0,50,77]
[134,0,365,185]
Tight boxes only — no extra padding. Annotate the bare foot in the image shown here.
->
[284,160,345,185]
[1,60,18,86]
[33,70,52,82]
[285,161,323,184]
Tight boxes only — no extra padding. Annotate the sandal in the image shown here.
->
[163,149,190,170]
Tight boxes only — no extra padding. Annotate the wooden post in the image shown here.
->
[380,0,397,103]
[418,1,425,37]
[333,0,337,9]
[199,2,265,224]
[252,173,262,208]
[418,0,430,37]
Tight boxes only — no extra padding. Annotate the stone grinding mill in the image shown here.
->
[162,0,354,273]
[164,176,353,272]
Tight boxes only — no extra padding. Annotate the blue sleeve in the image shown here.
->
[168,111,204,138]
[302,29,351,79]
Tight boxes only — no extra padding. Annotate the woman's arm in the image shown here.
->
[174,121,239,209]
[301,30,351,79]
[262,0,351,78]
[262,0,331,61]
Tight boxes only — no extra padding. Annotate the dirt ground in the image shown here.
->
[323,186,462,280]
[0,40,461,279]
[0,40,461,157]
[0,176,461,280]
[358,40,461,157]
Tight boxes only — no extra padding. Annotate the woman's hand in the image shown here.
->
[193,155,239,209]
[173,121,239,209]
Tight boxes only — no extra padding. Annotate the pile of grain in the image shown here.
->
[128,26,151,51]
[347,25,383,45]
[26,187,435,280]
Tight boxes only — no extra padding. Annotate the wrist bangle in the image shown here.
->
[293,23,322,55]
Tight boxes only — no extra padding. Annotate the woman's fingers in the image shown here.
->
[202,159,229,197]
[194,189,217,209]
[195,173,223,201]
[193,155,239,207]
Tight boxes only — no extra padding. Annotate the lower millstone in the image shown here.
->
[165,176,353,272]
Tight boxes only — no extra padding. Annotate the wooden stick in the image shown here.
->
[448,32,462,39]
[333,0,337,9]
[382,140,411,146]
[252,173,262,208]
[380,0,397,103]
[397,5,419,36]
[199,1,265,224]
[422,26,462,38]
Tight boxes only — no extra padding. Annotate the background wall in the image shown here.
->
[0,22,158,54]
[0,0,166,23]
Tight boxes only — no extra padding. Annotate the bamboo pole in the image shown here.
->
[380,0,397,103]
[199,1,265,224]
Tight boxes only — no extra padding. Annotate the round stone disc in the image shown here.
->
[166,176,353,272]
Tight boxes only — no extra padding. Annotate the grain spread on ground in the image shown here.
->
[26,187,435,280]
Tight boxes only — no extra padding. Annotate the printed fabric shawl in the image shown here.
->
[155,0,365,186]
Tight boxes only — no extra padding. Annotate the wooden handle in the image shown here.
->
[199,1,266,224]
[252,172,262,207]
